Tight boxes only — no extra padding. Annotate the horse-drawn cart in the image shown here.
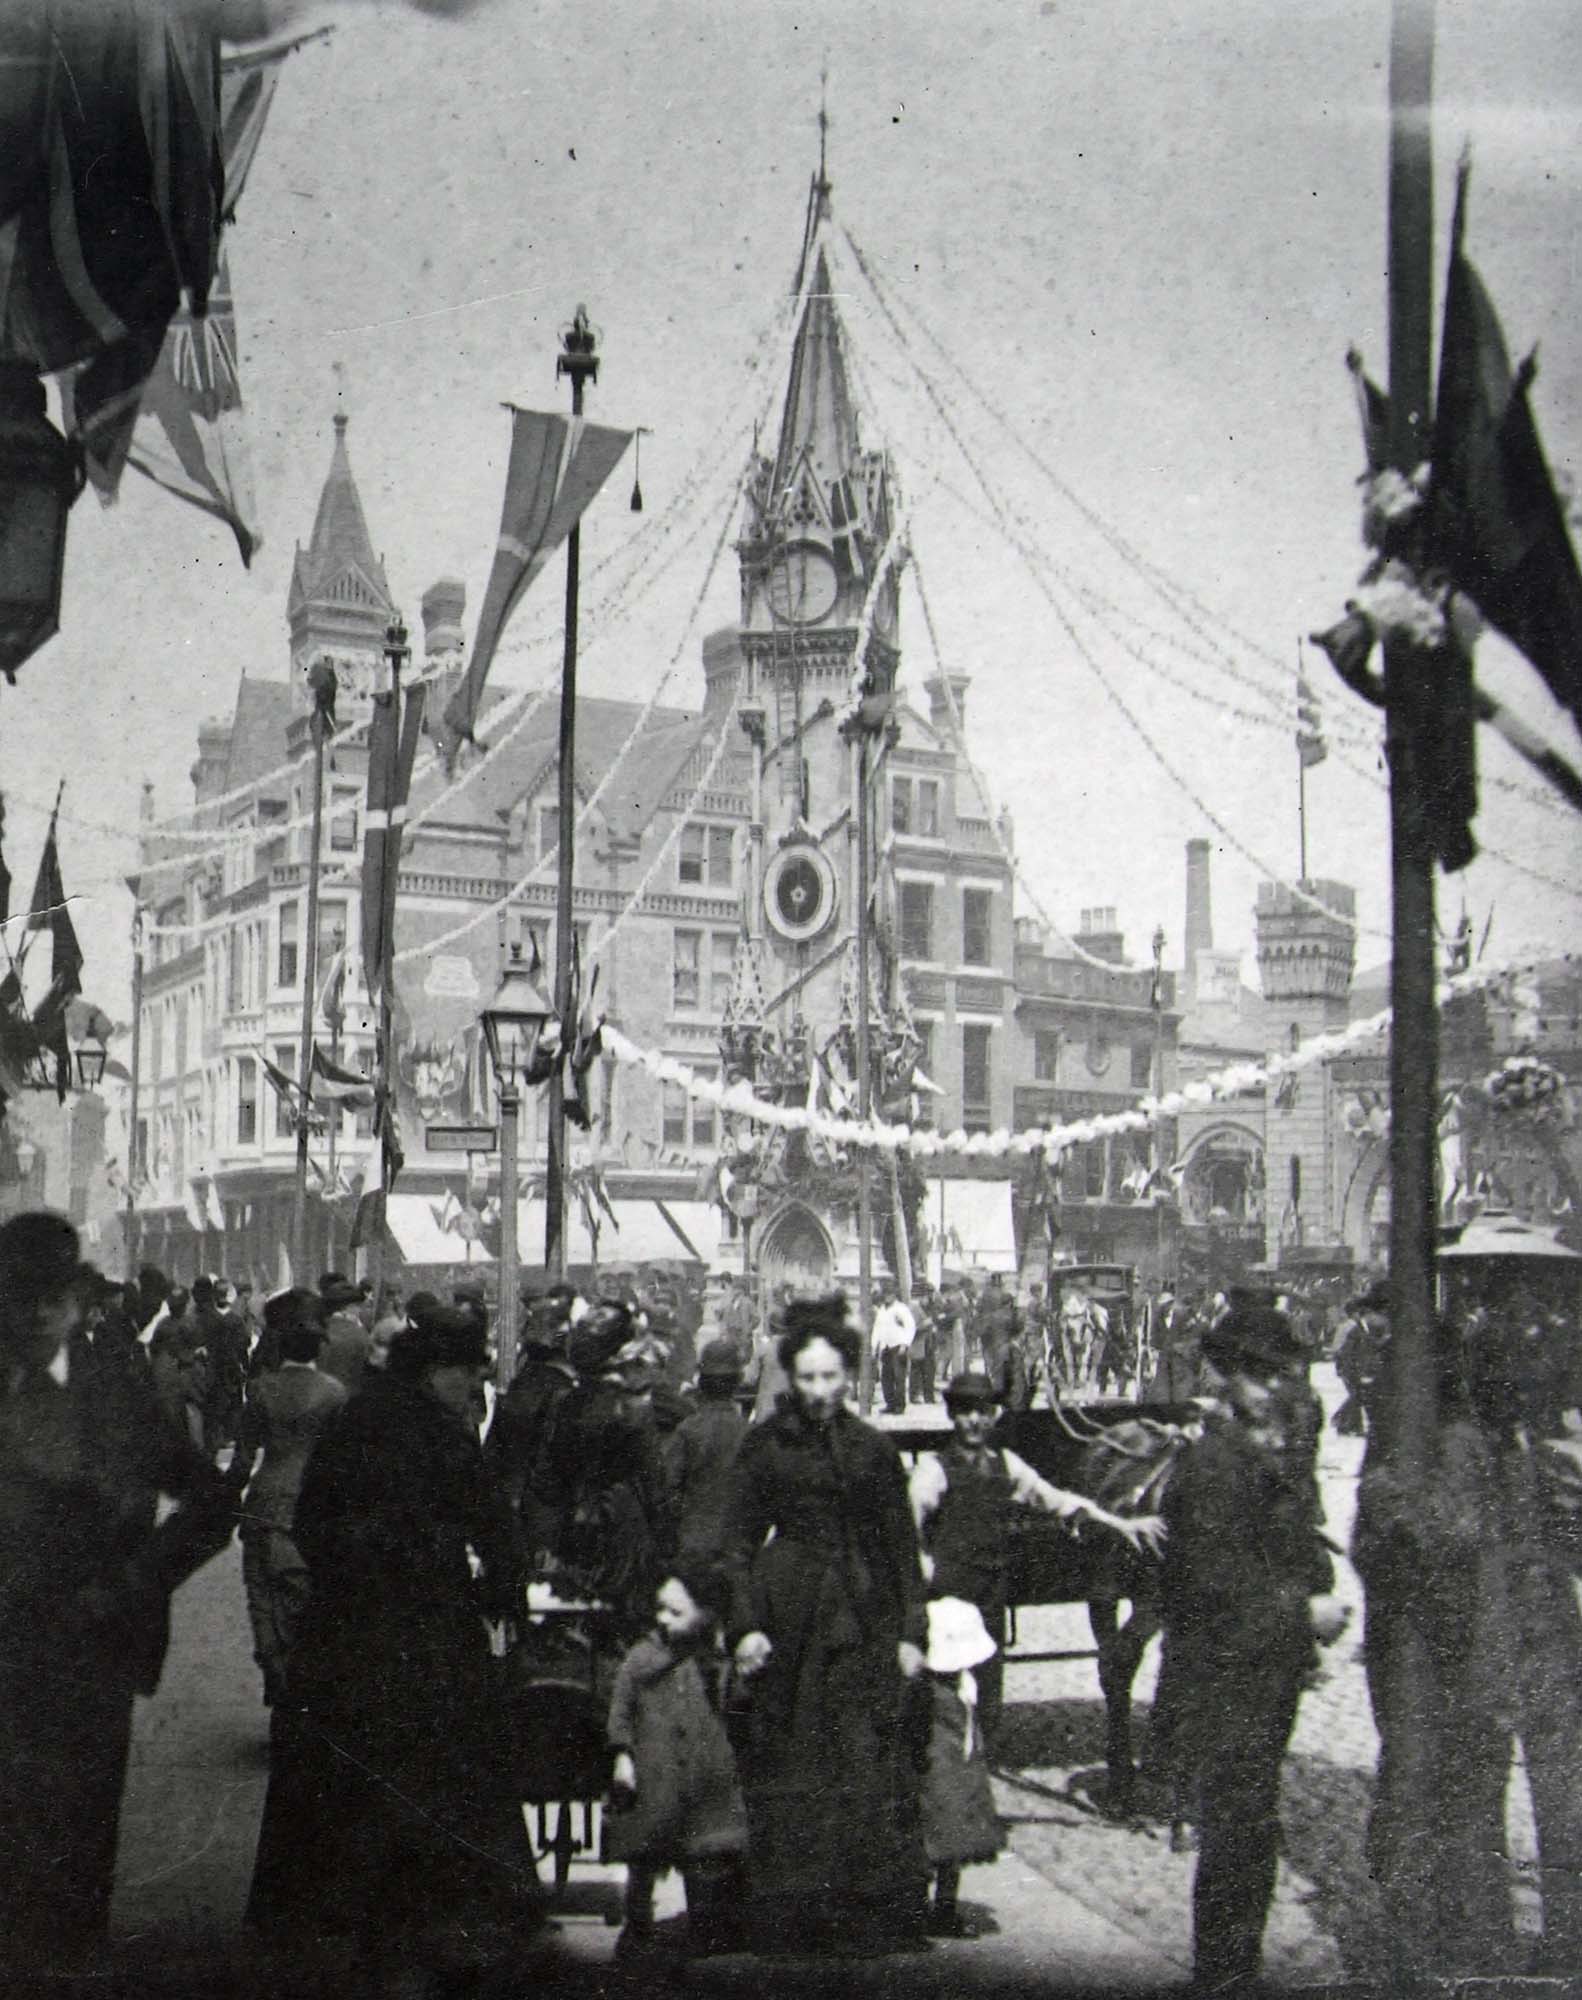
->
[890,1401,1200,1803]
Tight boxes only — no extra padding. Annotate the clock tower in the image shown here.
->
[712,163,907,1297]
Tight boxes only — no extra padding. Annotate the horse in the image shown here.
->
[1003,1402,1197,1817]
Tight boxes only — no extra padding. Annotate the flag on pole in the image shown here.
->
[26,796,84,1102]
[311,1044,374,1108]
[121,248,261,563]
[1296,673,1328,768]
[1346,347,1391,478]
[360,682,426,1001]
[1425,161,1582,740]
[440,410,633,755]
[317,941,347,1035]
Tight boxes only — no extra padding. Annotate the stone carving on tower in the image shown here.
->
[286,413,396,717]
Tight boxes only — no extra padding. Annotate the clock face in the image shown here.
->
[767,543,838,625]
[764,842,838,944]
[1086,1036,1113,1078]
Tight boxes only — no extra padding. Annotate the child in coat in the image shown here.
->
[918,1596,1004,1937]
[607,1558,748,1959]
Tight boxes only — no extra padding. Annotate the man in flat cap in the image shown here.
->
[1161,1303,1348,1995]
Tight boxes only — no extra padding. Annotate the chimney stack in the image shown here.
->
[1185,838,1213,989]
[923,672,971,736]
[421,577,466,659]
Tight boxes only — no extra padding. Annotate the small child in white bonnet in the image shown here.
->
[919,1596,1004,1936]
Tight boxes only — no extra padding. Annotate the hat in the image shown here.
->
[1200,1304,1304,1379]
[0,1212,85,1330]
[925,1597,998,1675]
[697,1339,745,1385]
[1349,1280,1390,1314]
[320,1275,363,1311]
[390,1298,491,1374]
[567,1299,634,1375]
[943,1369,1000,1410]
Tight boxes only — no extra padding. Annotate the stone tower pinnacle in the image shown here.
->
[287,414,395,710]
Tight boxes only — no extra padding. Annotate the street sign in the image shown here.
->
[426,1124,498,1154]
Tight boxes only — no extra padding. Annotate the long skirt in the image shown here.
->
[732,1552,927,1947]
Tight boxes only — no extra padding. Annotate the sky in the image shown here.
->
[6,0,1581,1033]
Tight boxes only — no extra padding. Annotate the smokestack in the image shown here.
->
[1185,838,1213,986]
[421,577,466,659]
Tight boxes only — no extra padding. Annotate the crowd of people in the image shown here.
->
[1,1211,1578,1992]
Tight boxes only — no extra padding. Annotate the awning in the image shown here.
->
[385,1192,495,1267]
[514,1198,717,1269]
[924,1177,1018,1275]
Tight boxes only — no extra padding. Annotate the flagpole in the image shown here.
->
[368,624,405,1315]
[125,903,144,1281]
[852,723,876,1415]
[1298,751,1309,882]
[546,307,599,1286]
[326,923,343,1258]
[292,681,329,1280]
[1371,0,1446,1969]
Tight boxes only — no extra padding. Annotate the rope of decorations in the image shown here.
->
[600,948,1556,1163]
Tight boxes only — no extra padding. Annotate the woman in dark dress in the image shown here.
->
[721,1294,931,1955]
[246,1300,547,1994]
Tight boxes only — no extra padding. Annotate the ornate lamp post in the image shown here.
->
[480,942,556,1391]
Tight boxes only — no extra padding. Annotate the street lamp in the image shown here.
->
[0,365,82,684]
[74,1042,107,1090]
[480,942,556,1390]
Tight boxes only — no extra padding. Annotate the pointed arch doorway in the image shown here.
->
[756,1201,835,1296]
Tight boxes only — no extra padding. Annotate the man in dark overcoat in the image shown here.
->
[0,1215,238,1973]
[1161,1303,1347,1994]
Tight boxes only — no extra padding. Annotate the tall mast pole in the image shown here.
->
[367,620,405,1312]
[1371,0,1444,1969]
[125,903,144,1280]
[292,689,329,1279]
[545,307,599,1285]
[1298,753,1309,882]
[853,725,876,1412]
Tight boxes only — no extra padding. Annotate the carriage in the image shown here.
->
[1046,1262,1147,1399]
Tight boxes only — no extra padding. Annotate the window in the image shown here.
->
[917,780,940,838]
[273,1045,297,1139]
[1288,1022,1302,1052]
[174,996,188,1077]
[892,778,912,835]
[538,805,560,861]
[1290,1154,1302,1209]
[1131,1040,1156,1089]
[278,902,299,987]
[661,1076,716,1149]
[237,1057,258,1145]
[147,1004,162,1082]
[329,785,359,851]
[962,1023,992,1126]
[679,824,733,888]
[710,932,735,1014]
[1034,1030,1060,1082]
[898,881,934,960]
[963,888,993,966]
[511,912,550,970]
[672,929,701,1010]
[226,929,242,1013]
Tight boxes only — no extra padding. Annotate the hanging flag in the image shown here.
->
[26,797,84,1103]
[1425,162,1582,741]
[1296,673,1328,768]
[205,1178,225,1232]
[440,410,634,755]
[378,1090,405,1194]
[316,942,347,1036]
[120,248,261,562]
[1345,348,1391,479]
[311,1043,375,1108]
[260,1052,301,1112]
[360,682,427,1000]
